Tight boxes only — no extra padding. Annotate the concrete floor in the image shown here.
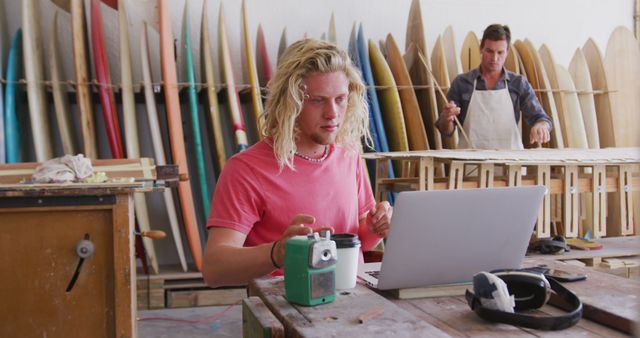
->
[137,305,242,337]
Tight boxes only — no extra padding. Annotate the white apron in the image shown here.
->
[458,79,524,150]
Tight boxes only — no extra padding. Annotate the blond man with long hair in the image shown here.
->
[203,39,392,287]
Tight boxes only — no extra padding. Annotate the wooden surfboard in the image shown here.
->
[505,42,520,74]
[569,48,600,149]
[181,0,211,218]
[538,44,570,146]
[385,33,429,151]
[277,27,287,66]
[91,0,123,159]
[71,0,97,159]
[442,25,462,83]
[431,35,458,149]
[23,0,53,161]
[604,26,640,147]
[118,0,158,274]
[582,38,615,148]
[4,29,23,163]
[242,0,264,139]
[219,3,249,152]
[255,24,272,89]
[348,23,381,153]
[201,0,226,172]
[405,0,441,151]
[555,64,589,149]
[460,31,480,73]
[159,0,203,271]
[141,21,188,273]
[368,38,409,154]
[50,12,78,155]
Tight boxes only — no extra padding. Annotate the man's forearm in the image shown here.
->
[203,243,276,288]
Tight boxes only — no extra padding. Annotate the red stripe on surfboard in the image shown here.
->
[91,0,123,158]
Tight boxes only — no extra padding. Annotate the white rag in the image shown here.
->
[32,154,93,183]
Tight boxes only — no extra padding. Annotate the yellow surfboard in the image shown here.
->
[368,39,409,153]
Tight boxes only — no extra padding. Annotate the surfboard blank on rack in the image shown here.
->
[538,44,570,146]
[219,3,249,152]
[569,48,600,149]
[405,0,441,151]
[23,0,53,161]
[71,0,97,159]
[201,0,226,172]
[514,39,563,149]
[555,64,589,149]
[5,29,22,163]
[460,31,480,73]
[277,27,287,66]
[255,24,272,90]
[182,0,211,218]
[582,38,614,148]
[327,12,337,44]
[385,33,428,151]
[431,35,458,149]
[91,0,124,158]
[604,26,640,147]
[141,21,188,273]
[242,0,264,140]
[368,38,409,154]
[119,0,158,274]
[159,0,203,271]
[442,25,462,82]
[50,12,78,156]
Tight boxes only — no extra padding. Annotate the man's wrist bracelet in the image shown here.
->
[270,240,281,269]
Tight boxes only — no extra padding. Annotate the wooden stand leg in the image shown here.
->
[507,164,522,187]
[619,164,634,235]
[536,165,552,238]
[448,161,464,190]
[592,165,607,238]
[419,157,434,191]
[563,165,579,238]
[479,163,494,188]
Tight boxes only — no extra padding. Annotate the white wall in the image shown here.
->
[0,0,634,88]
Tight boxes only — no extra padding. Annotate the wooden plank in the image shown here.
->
[248,277,448,337]
[243,297,285,338]
[166,288,246,308]
[569,48,600,149]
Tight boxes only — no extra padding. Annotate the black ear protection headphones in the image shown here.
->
[530,235,569,255]
[465,270,582,330]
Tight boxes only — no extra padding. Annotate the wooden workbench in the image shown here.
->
[0,184,141,338]
[246,259,639,337]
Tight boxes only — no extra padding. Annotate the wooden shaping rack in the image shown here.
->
[363,147,640,239]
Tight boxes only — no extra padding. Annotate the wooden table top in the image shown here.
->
[248,259,638,337]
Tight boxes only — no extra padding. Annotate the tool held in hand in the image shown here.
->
[416,50,474,149]
[284,231,337,306]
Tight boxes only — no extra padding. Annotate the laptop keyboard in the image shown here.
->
[366,270,380,279]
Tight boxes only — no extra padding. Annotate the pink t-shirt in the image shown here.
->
[207,139,376,248]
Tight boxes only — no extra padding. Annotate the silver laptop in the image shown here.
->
[358,186,545,290]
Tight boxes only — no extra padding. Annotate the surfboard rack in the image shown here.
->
[363,148,640,239]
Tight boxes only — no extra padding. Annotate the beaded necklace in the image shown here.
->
[294,145,329,163]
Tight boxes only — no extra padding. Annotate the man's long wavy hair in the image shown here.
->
[263,38,371,171]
